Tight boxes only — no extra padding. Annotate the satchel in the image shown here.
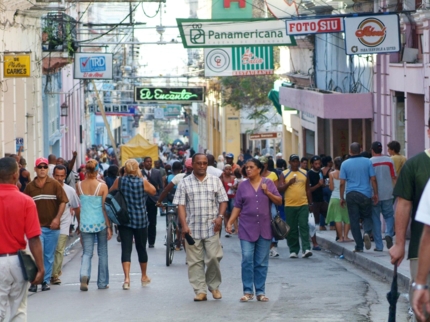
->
[105,177,130,226]
[17,249,38,282]
[271,214,290,240]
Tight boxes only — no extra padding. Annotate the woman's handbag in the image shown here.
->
[271,214,290,240]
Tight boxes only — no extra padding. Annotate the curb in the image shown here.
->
[316,235,410,292]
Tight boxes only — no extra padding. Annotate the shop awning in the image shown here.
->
[279,87,373,119]
[268,89,282,116]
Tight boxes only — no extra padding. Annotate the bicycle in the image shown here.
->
[160,203,182,266]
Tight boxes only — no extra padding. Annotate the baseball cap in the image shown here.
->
[35,157,49,167]
[371,141,382,152]
[276,153,282,157]
[289,154,300,161]
[185,158,192,168]
[226,153,234,158]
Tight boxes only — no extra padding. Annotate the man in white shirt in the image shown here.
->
[51,165,80,285]
[207,154,223,177]
[412,179,430,321]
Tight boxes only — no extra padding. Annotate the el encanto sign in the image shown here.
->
[134,87,205,103]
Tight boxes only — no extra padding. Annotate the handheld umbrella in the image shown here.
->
[387,264,400,322]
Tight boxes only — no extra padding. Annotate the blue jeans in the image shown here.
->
[345,191,373,251]
[240,236,271,296]
[80,229,109,289]
[372,199,394,250]
[40,227,60,284]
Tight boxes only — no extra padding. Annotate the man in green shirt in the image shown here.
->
[389,117,430,319]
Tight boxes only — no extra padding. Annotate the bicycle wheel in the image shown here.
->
[166,222,174,266]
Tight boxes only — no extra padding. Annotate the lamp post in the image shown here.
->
[61,102,68,117]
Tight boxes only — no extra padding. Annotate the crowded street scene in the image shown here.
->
[1,0,430,321]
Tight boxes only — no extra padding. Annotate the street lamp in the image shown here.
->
[61,102,68,117]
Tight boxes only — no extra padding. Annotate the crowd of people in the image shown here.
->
[3,129,430,320]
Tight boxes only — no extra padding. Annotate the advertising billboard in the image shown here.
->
[74,53,113,79]
[205,46,273,76]
[4,55,31,78]
[286,17,344,35]
[177,18,296,48]
[134,87,205,103]
[344,15,400,55]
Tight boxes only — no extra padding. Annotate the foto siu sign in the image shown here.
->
[286,18,343,35]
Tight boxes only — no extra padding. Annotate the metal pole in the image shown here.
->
[91,80,119,163]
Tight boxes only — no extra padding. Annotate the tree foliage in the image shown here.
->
[220,74,278,110]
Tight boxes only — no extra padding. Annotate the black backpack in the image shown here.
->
[105,177,129,226]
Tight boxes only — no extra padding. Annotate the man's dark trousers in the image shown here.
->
[345,191,373,251]
[147,198,158,246]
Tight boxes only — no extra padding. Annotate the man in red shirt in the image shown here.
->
[0,157,44,321]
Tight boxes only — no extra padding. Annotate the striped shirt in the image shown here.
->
[24,176,69,227]
[173,172,228,239]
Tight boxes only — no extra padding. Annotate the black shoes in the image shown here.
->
[148,244,154,248]
[385,236,393,249]
[41,282,50,291]
[28,284,37,292]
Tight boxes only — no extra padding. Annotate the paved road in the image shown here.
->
[27,218,409,322]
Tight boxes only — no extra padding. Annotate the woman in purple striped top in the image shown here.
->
[226,158,282,303]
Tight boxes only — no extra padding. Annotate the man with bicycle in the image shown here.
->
[173,153,228,302]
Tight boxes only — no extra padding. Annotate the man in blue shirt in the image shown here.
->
[340,142,378,252]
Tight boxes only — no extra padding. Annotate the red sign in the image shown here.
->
[224,0,246,8]
[286,18,343,35]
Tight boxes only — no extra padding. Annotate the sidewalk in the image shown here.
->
[315,229,411,291]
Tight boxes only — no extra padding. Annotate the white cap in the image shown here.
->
[276,153,282,157]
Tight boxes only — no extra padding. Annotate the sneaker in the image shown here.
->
[289,252,298,258]
[363,233,371,250]
[302,250,313,258]
[225,233,231,238]
[385,236,393,249]
[41,282,50,291]
[374,248,383,252]
[28,284,37,293]
[51,277,61,285]
[353,249,363,253]
[270,247,279,257]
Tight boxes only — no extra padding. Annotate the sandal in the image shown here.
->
[257,295,269,302]
[122,282,130,290]
[141,278,151,287]
[240,294,254,302]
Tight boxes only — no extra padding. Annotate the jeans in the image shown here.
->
[80,229,109,289]
[240,237,271,296]
[40,227,60,284]
[371,199,394,250]
[345,191,373,251]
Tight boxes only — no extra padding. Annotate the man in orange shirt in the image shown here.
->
[0,157,44,321]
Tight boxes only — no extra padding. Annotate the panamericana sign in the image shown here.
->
[286,17,344,35]
[4,55,31,78]
[134,87,205,103]
[344,14,400,55]
[177,18,296,48]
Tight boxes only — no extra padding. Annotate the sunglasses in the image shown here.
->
[37,165,48,169]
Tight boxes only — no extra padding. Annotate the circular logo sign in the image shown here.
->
[355,18,386,47]
[207,49,230,73]
[265,0,302,18]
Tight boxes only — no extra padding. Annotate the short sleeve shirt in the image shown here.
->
[339,156,375,198]
[416,179,430,225]
[308,169,323,202]
[24,176,69,227]
[171,173,186,186]
[0,184,41,253]
[283,169,308,207]
[173,173,228,239]
[391,154,407,175]
[370,155,396,201]
[393,151,430,259]
[60,184,80,235]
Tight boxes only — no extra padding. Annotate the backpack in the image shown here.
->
[105,177,129,226]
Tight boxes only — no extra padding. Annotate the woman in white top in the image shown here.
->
[325,157,352,242]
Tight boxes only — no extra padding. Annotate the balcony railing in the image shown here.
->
[42,12,78,56]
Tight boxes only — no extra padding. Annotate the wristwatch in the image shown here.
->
[218,215,224,219]
[412,282,429,290]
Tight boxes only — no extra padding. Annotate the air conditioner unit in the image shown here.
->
[401,47,419,63]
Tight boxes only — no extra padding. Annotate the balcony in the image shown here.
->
[42,12,78,74]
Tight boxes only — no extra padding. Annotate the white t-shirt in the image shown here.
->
[171,173,187,186]
[207,166,223,177]
[416,179,430,226]
[60,184,80,235]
